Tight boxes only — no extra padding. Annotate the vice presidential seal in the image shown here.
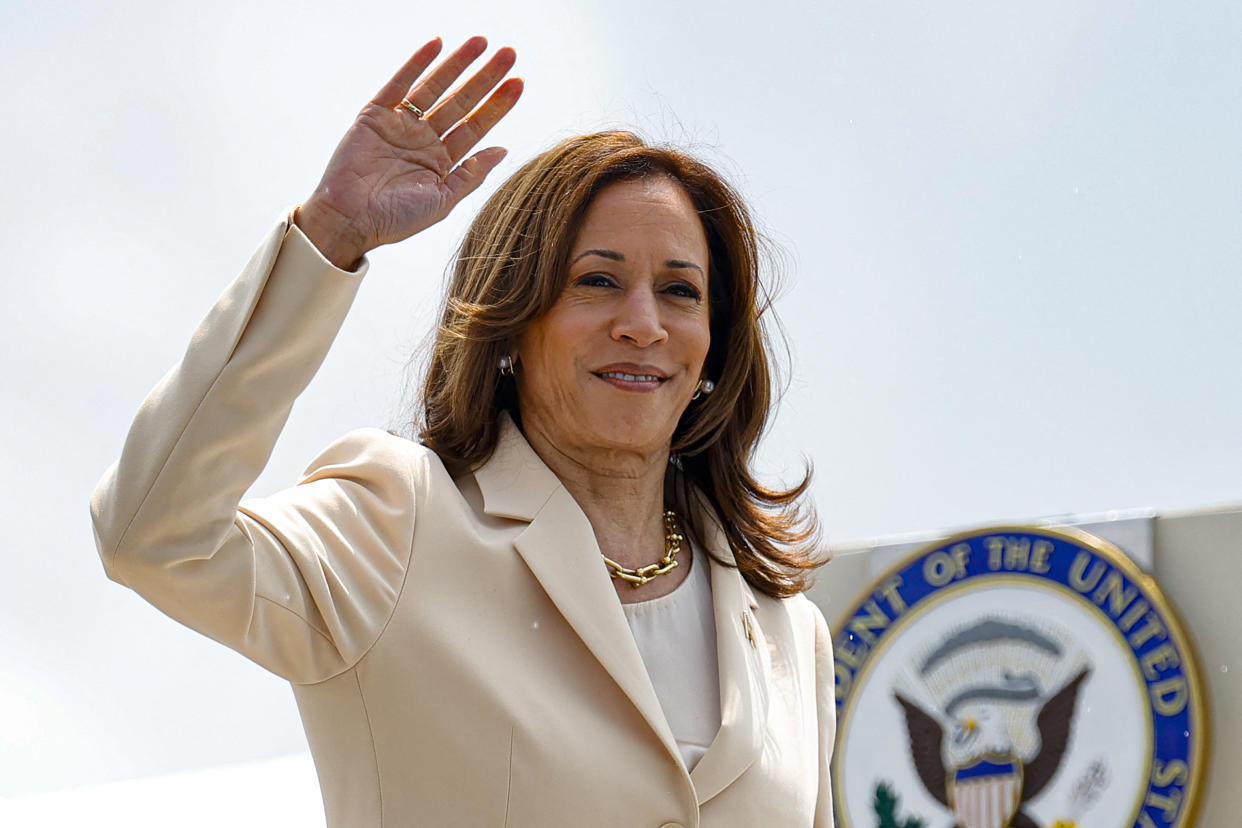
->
[831,526,1206,828]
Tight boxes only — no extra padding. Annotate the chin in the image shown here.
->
[582,414,677,455]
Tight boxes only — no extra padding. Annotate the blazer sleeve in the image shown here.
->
[90,215,419,684]
[813,603,838,828]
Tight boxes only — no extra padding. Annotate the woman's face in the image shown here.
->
[516,176,712,460]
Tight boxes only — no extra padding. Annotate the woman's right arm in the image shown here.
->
[90,38,522,684]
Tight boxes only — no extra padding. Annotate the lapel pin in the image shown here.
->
[742,612,756,648]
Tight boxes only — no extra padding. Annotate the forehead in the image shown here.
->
[572,177,707,253]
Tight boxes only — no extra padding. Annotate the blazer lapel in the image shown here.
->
[690,521,772,805]
[473,417,681,765]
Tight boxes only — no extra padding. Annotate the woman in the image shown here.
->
[91,36,836,827]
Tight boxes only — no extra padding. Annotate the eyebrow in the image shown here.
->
[571,248,705,276]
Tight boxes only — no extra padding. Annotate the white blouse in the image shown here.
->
[621,548,722,771]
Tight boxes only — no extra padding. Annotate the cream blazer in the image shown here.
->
[91,215,837,827]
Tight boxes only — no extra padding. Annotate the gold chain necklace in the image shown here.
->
[603,510,683,588]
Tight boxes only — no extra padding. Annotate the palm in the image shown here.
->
[300,37,522,265]
[317,108,459,244]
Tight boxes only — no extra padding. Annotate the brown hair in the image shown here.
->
[419,131,824,598]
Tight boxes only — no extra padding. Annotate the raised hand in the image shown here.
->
[296,37,523,269]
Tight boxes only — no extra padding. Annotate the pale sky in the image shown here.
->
[3,0,1240,813]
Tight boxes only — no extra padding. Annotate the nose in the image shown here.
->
[610,286,668,348]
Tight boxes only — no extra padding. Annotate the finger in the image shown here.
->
[403,35,489,113]
[442,77,524,165]
[373,38,444,107]
[426,46,516,135]
[444,147,509,205]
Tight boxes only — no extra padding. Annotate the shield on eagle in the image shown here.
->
[948,755,1023,828]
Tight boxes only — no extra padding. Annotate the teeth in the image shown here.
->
[600,371,662,382]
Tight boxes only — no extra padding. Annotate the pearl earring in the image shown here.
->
[692,378,715,400]
[498,355,514,376]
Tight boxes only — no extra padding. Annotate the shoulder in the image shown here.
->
[756,588,828,627]
[755,589,833,658]
[791,592,831,636]
[298,428,452,498]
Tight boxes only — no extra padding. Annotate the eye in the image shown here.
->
[576,273,618,289]
[663,282,703,301]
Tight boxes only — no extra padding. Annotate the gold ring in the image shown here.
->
[399,98,426,119]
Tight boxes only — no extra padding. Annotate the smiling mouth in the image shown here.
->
[595,371,666,383]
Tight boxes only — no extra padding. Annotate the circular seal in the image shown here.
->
[831,526,1206,828]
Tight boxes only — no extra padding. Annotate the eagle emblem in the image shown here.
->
[897,664,1089,828]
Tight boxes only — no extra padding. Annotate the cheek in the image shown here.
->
[517,321,585,405]
[681,317,713,371]
[525,322,574,373]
